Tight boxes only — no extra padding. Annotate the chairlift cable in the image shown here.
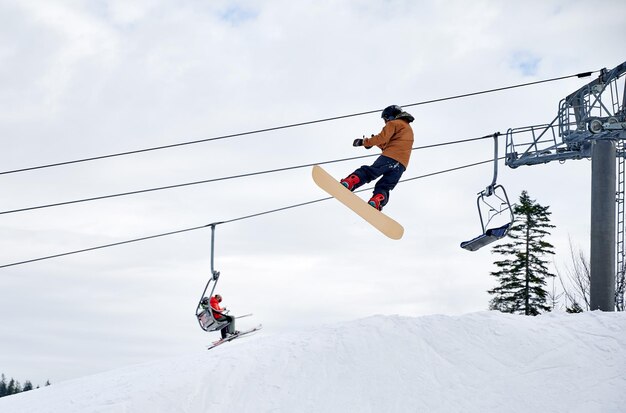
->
[0,157,497,269]
[0,132,499,216]
[0,70,595,177]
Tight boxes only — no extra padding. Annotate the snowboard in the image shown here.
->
[311,165,404,240]
[207,324,262,350]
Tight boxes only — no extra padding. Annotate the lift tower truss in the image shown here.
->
[505,60,626,311]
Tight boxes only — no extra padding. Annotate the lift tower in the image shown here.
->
[505,60,626,311]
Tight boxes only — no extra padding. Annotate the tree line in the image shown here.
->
[488,190,591,315]
[0,374,50,398]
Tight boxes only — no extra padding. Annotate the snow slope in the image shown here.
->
[1,311,625,413]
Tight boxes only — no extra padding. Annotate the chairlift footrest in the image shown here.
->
[461,223,511,251]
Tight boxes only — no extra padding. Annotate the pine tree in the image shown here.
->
[6,378,17,396]
[488,190,556,315]
[23,381,33,392]
[566,301,584,313]
[0,374,7,397]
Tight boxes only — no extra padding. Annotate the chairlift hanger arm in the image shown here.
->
[486,132,501,194]
[198,223,224,306]
[207,221,224,279]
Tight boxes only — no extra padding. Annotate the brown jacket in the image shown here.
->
[363,119,414,168]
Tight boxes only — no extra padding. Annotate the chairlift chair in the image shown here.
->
[461,133,515,251]
[195,271,231,332]
[195,224,231,332]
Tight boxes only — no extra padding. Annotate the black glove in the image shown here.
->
[353,138,364,147]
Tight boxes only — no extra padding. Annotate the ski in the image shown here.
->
[207,324,262,350]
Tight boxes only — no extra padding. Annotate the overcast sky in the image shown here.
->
[1,0,625,385]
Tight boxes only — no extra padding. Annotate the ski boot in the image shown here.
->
[368,193,385,211]
[340,174,360,191]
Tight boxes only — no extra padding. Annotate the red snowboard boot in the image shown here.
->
[340,174,360,191]
[368,193,385,211]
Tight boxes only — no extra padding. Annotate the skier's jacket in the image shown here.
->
[210,296,224,320]
[363,113,415,168]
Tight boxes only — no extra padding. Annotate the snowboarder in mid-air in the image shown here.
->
[340,105,415,211]
[201,294,239,339]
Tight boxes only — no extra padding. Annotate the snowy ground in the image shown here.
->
[1,311,625,413]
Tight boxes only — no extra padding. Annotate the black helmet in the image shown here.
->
[201,297,209,306]
[381,105,403,121]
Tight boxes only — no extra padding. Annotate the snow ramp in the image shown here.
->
[1,311,625,413]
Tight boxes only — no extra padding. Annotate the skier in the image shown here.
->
[340,105,414,211]
[202,294,238,339]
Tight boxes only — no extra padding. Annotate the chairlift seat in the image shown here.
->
[460,222,511,251]
[197,308,229,332]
